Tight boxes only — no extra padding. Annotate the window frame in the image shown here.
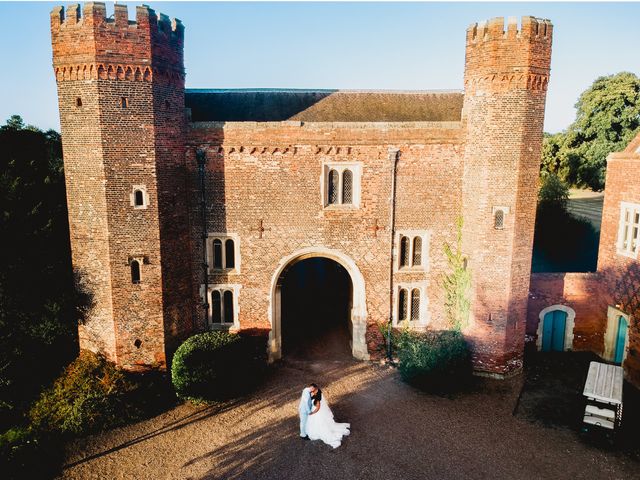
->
[206,233,241,274]
[129,185,149,210]
[492,206,510,230]
[321,162,362,209]
[395,231,430,272]
[616,201,640,259]
[200,284,241,330]
[393,282,429,327]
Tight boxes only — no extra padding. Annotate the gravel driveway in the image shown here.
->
[59,358,639,480]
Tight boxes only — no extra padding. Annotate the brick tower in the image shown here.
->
[461,17,553,375]
[51,2,194,370]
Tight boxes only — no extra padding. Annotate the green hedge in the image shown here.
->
[171,331,267,401]
[28,351,139,436]
[396,329,472,391]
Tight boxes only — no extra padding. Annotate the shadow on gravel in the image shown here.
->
[515,349,640,462]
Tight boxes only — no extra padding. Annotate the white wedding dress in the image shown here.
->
[305,395,350,448]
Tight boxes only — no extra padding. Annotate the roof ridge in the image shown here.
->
[186,88,464,95]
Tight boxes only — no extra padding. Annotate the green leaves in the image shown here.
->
[542,72,640,191]
[442,217,471,331]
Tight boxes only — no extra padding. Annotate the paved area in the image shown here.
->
[58,358,639,480]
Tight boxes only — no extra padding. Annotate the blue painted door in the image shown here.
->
[614,316,628,364]
[542,310,567,352]
[551,310,566,351]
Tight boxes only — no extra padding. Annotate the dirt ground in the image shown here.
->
[58,356,640,480]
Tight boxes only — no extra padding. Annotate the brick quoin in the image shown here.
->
[64,3,640,382]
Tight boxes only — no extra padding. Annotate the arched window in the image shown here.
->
[328,169,339,205]
[223,291,234,324]
[225,239,235,268]
[411,289,420,321]
[134,189,144,207]
[131,259,141,284]
[342,169,353,204]
[399,288,408,321]
[121,96,128,108]
[75,97,82,108]
[400,236,409,267]
[211,290,221,323]
[494,209,504,229]
[412,237,422,266]
[213,239,223,269]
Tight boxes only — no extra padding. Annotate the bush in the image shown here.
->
[396,330,472,391]
[171,331,267,401]
[538,173,569,211]
[0,427,61,479]
[28,351,139,436]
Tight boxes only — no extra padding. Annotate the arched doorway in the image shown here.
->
[268,248,369,362]
[281,258,351,359]
[536,305,576,352]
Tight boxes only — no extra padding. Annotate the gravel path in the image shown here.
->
[59,359,639,480]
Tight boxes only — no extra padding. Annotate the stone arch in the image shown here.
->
[268,247,368,362]
[536,304,576,351]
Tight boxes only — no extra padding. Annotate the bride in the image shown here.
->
[306,389,350,448]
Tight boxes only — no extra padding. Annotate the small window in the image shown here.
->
[75,97,82,108]
[494,209,505,229]
[223,290,234,324]
[121,97,128,108]
[225,239,235,269]
[399,288,408,321]
[411,289,420,321]
[400,236,410,267]
[134,190,144,207]
[412,237,422,266]
[131,259,141,284]
[164,100,170,110]
[213,239,223,269]
[342,169,353,204]
[212,290,222,323]
[328,169,339,205]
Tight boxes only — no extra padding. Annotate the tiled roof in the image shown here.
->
[185,89,464,122]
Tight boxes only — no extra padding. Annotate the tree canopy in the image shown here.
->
[0,115,85,429]
[541,72,640,191]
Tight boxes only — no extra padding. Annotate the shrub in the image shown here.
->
[28,350,138,436]
[538,173,570,212]
[0,427,62,479]
[171,331,267,401]
[396,330,472,391]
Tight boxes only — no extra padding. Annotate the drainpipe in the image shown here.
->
[196,148,210,329]
[387,147,400,362]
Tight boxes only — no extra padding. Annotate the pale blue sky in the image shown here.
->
[1,1,638,133]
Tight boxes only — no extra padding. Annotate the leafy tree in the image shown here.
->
[538,172,569,212]
[0,116,85,429]
[544,72,640,191]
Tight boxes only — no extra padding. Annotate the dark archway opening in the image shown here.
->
[280,257,352,360]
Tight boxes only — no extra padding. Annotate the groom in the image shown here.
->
[299,383,318,439]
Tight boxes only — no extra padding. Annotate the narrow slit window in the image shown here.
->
[134,190,144,207]
[412,237,422,266]
[213,239,223,269]
[121,97,128,109]
[399,288,408,321]
[342,169,353,204]
[328,169,339,205]
[411,289,420,321]
[225,239,235,269]
[211,290,221,323]
[494,209,505,229]
[400,236,409,267]
[75,97,82,108]
[223,291,234,324]
[131,260,141,284]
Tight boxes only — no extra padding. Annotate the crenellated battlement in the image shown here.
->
[51,3,183,39]
[51,3,184,83]
[466,16,552,44]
